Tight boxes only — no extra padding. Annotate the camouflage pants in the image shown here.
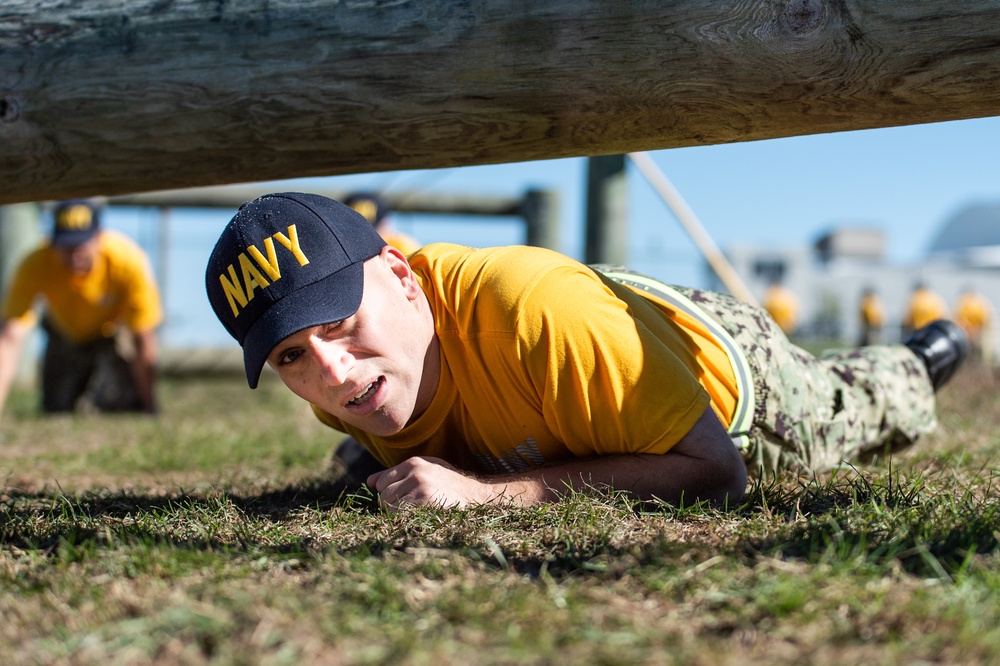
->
[671,287,937,479]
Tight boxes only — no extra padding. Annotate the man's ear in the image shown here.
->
[382,246,422,299]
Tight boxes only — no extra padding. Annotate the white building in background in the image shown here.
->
[709,201,1000,356]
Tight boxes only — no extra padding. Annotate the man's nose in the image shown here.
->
[309,338,353,386]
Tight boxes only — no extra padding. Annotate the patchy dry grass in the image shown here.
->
[1,365,999,664]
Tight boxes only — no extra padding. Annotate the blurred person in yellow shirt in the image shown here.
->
[763,282,799,335]
[903,282,948,337]
[954,287,993,363]
[344,192,421,257]
[858,286,886,346]
[0,200,162,418]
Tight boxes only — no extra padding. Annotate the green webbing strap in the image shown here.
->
[600,270,755,450]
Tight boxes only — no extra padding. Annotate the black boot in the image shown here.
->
[903,319,969,391]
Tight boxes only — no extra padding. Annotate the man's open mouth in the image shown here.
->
[348,377,383,406]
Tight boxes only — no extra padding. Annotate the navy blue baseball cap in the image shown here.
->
[51,200,101,246]
[205,192,386,388]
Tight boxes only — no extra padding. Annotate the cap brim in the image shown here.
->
[240,261,366,388]
[51,230,98,247]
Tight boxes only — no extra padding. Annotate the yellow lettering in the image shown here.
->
[247,237,281,281]
[58,205,93,230]
[239,253,270,300]
[350,200,378,223]
[219,265,247,317]
[218,226,312,318]
[272,224,310,266]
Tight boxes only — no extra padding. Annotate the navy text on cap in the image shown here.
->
[205,192,386,388]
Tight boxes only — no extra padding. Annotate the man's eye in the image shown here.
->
[278,349,304,366]
[321,320,345,336]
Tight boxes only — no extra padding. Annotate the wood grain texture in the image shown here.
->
[2,0,1000,203]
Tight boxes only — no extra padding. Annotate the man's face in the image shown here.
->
[266,247,438,437]
[54,237,99,275]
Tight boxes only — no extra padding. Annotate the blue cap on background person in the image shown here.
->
[343,192,389,226]
[204,192,386,388]
[51,200,101,247]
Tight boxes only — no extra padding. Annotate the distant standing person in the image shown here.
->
[903,282,948,337]
[954,287,994,363]
[343,192,421,257]
[0,200,163,417]
[763,281,799,335]
[858,286,886,346]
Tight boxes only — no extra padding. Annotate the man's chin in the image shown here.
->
[345,414,408,438]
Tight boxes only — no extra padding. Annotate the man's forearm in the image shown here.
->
[368,407,748,511]
[483,450,744,507]
[488,406,747,506]
[0,320,30,417]
[130,330,158,413]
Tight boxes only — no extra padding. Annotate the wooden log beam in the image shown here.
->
[3,1,1000,204]
[107,187,526,217]
[108,185,561,248]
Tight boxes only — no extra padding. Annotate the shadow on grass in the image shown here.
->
[0,478,382,560]
[2,476,376,516]
[0,481,734,579]
[2,466,999,581]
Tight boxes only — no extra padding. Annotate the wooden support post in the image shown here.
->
[522,189,560,250]
[585,155,628,265]
[0,203,43,385]
[0,204,42,291]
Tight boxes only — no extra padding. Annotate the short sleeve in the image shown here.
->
[516,263,710,458]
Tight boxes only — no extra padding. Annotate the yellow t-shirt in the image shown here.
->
[861,293,885,328]
[763,285,798,333]
[955,292,991,336]
[313,244,737,474]
[2,230,163,343]
[379,229,421,257]
[905,288,948,330]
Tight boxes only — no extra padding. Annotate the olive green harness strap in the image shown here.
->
[598,270,755,451]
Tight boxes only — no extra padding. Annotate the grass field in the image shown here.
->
[1,363,999,665]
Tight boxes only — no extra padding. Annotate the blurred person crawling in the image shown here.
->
[204,193,967,511]
[0,200,162,418]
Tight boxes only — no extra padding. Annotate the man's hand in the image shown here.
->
[367,456,498,511]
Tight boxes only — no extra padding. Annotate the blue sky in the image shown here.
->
[108,114,1000,347]
[274,114,1000,284]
